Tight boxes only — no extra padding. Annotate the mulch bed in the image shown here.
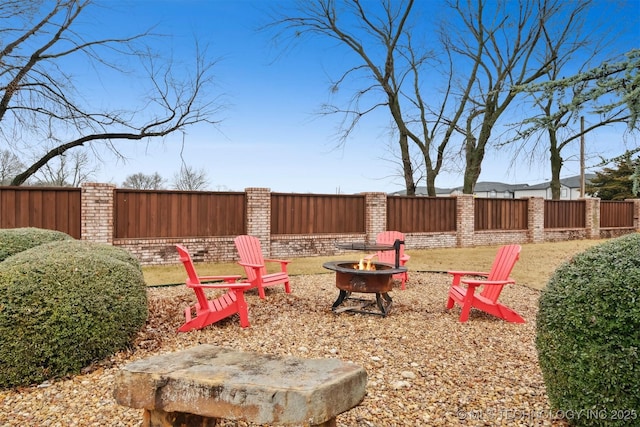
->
[0,272,569,426]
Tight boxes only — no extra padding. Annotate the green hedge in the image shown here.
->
[536,234,640,426]
[0,227,73,261]
[0,239,148,388]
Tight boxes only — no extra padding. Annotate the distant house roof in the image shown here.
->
[390,181,529,196]
[389,174,595,196]
[524,174,596,190]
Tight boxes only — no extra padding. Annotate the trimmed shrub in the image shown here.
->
[0,227,73,261]
[0,240,148,388]
[536,234,640,426]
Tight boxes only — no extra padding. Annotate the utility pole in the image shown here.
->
[580,116,585,198]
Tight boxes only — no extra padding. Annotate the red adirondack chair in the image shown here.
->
[445,244,525,323]
[364,231,411,289]
[175,244,252,331]
[234,235,291,299]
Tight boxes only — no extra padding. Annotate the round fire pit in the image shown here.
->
[323,261,407,317]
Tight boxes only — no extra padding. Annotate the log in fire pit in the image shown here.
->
[323,260,407,317]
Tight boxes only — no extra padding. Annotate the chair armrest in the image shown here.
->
[448,270,489,286]
[448,270,489,277]
[187,281,253,290]
[265,258,290,273]
[238,261,264,269]
[199,275,242,284]
[460,278,515,287]
[265,258,291,265]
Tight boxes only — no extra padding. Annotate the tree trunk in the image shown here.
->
[399,131,416,195]
[548,129,563,200]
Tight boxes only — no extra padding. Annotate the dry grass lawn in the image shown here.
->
[144,238,606,290]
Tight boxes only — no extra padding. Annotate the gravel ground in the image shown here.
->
[0,272,570,426]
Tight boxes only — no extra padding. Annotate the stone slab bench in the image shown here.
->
[113,344,367,426]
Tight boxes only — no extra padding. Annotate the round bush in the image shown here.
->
[536,234,640,426]
[0,240,148,388]
[0,227,73,262]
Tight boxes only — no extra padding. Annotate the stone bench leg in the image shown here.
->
[144,409,219,426]
[144,409,338,427]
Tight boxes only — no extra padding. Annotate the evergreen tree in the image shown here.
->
[586,156,640,200]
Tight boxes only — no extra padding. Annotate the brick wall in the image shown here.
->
[78,183,639,266]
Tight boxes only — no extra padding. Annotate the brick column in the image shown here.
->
[585,198,600,239]
[527,197,545,243]
[364,192,387,243]
[456,194,474,247]
[81,182,115,244]
[245,188,271,255]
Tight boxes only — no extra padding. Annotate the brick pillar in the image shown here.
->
[456,194,474,247]
[364,192,387,244]
[527,197,545,243]
[585,198,600,239]
[81,182,115,244]
[245,188,271,256]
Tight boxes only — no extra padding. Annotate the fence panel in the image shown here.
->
[600,200,634,227]
[0,187,81,238]
[387,196,457,232]
[114,190,246,238]
[544,200,585,229]
[475,198,528,230]
[271,193,365,234]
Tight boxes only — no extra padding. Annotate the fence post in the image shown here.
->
[456,194,474,247]
[81,182,115,244]
[528,197,545,243]
[245,188,271,256]
[584,197,600,239]
[364,192,387,243]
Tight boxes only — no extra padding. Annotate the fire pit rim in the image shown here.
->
[322,260,408,275]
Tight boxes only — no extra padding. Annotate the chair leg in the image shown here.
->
[459,303,472,322]
[257,285,266,299]
[235,291,250,328]
[446,295,456,310]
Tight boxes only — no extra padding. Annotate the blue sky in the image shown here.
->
[77,0,639,193]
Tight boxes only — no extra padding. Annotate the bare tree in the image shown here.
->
[268,0,606,196]
[172,165,209,191]
[269,0,424,195]
[0,0,224,186]
[0,149,25,185]
[122,172,166,190]
[437,0,602,193]
[513,49,640,198]
[31,150,96,186]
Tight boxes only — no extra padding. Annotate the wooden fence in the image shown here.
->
[545,200,586,228]
[271,193,366,234]
[0,186,637,241]
[386,196,457,232]
[475,198,529,230]
[0,187,81,239]
[600,200,635,228]
[114,189,246,238]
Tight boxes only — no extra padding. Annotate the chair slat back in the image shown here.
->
[234,235,267,281]
[176,244,209,309]
[375,231,405,265]
[482,244,521,302]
